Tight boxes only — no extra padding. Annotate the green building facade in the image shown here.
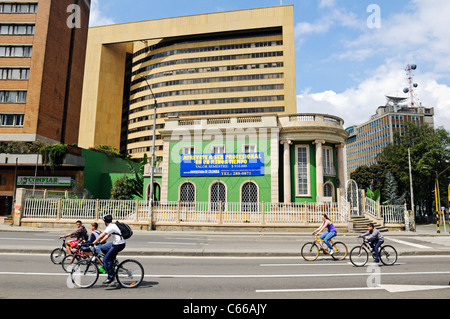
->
[143,114,349,205]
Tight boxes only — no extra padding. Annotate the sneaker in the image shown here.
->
[102,278,114,285]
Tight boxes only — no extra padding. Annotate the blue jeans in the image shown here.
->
[101,242,125,279]
[320,231,337,250]
[368,238,384,261]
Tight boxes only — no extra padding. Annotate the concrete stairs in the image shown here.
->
[350,216,389,234]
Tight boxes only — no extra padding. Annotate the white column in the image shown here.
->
[335,143,346,189]
[281,140,292,203]
[314,140,325,201]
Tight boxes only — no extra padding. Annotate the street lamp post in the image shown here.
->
[140,75,157,230]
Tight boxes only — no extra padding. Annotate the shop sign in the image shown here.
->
[180,153,264,177]
[17,176,72,187]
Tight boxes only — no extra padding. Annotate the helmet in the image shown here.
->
[102,214,113,223]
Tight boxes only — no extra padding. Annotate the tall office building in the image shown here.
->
[0,0,91,145]
[346,96,434,176]
[78,6,297,160]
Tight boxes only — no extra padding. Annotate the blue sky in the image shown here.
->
[90,0,450,130]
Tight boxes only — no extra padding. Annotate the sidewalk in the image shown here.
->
[1,223,450,257]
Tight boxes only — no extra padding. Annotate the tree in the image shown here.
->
[377,123,450,214]
[382,171,406,205]
[110,176,135,200]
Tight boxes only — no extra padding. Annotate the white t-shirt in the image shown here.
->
[104,223,126,245]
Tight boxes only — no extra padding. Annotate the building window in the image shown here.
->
[182,146,195,155]
[323,147,335,176]
[0,3,37,13]
[241,181,258,212]
[179,182,195,203]
[324,182,333,198]
[0,68,29,80]
[0,91,27,103]
[210,182,226,212]
[211,145,225,154]
[295,145,310,196]
[0,114,24,127]
[0,46,32,57]
[243,144,256,153]
[0,24,35,35]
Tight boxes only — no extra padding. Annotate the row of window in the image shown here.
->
[0,45,32,57]
[132,40,283,67]
[132,51,283,77]
[130,71,284,95]
[130,84,284,105]
[0,24,35,35]
[129,95,284,115]
[0,68,29,80]
[181,144,257,155]
[132,29,282,58]
[0,113,24,127]
[0,90,27,103]
[178,181,259,210]
[0,3,37,14]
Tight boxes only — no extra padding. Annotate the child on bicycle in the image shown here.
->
[312,214,337,254]
[359,223,384,263]
[59,220,88,255]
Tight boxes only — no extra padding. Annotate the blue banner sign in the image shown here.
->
[180,153,265,177]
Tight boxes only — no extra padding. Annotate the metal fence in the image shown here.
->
[22,198,349,226]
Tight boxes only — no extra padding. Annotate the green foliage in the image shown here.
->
[0,141,45,154]
[110,176,135,200]
[382,171,406,205]
[39,144,68,170]
[91,145,122,158]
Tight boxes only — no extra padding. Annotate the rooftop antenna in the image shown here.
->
[403,64,418,107]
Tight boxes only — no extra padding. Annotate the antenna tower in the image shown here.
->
[403,64,418,107]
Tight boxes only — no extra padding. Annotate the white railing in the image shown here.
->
[381,205,405,224]
[22,198,350,225]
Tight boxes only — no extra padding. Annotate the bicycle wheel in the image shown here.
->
[380,245,398,266]
[71,259,99,288]
[331,242,348,261]
[115,259,144,288]
[301,242,320,261]
[50,248,66,264]
[62,254,81,272]
[349,246,369,267]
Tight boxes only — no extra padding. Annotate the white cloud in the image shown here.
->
[89,0,115,27]
[297,0,450,131]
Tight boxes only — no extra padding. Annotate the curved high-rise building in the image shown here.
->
[79,5,297,161]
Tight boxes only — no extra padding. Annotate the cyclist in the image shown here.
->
[92,215,126,285]
[359,223,384,263]
[59,220,88,255]
[79,222,103,256]
[312,213,337,254]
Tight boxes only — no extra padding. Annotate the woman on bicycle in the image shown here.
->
[312,214,337,254]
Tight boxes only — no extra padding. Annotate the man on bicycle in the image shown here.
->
[59,220,88,255]
[359,223,384,263]
[92,215,126,285]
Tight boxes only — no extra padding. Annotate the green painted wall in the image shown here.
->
[82,149,139,199]
[166,139,272,203]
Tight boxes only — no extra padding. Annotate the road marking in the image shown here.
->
[260,263,353,267]
[0,238,55,241]
[257,284,450,294]
[387,238,431,249]
[148,241,208,246]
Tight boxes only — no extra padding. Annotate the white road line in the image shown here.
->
[0,238,55,241]
[387,238,431,249]
[260,263,353,267]
[148,241,208,246]
[257,284,450,293]
[1,270,450,279]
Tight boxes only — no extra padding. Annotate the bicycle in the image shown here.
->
[301,236,348,261]
[61,246,89,272]
[349,237,398,267]
[50,238,74,264]
[70,245,144,289]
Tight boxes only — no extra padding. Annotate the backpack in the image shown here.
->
[114,221,133,240]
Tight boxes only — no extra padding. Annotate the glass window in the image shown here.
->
[296,146,309,196]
